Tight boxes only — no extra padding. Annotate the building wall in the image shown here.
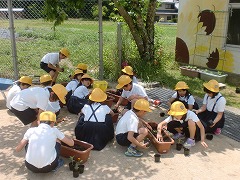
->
[175,0,240,75]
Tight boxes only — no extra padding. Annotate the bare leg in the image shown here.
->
[188,120,196,139]
[131,127,148,147]
[49,70,59,84]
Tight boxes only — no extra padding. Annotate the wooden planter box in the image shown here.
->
[180,66,200,78]
[147,122,174,154]
[200,71,228,83]
[60,139,94,163]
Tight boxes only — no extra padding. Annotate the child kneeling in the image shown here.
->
[115,99,151,157]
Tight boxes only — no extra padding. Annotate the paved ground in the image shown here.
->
[0,88,240,180]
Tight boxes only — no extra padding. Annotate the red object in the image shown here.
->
[154,99,161,106]
[121,61,128,68]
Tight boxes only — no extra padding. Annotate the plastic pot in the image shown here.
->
[69,161,76,171]
[73,169,80,178]
[176,143,183,151]
[78,164,85,174]
[183,147,190,156]
[154,153,161,162]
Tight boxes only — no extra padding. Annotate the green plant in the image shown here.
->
[69,156,75,163]
[74,158,83,170]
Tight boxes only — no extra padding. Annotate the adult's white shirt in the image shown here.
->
[10,87,49,111]
[24,123,65,168]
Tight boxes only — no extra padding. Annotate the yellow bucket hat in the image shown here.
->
[77,63,88,70]
[39,111,56,122]
[60,48,70,58]
[122,66,133,75]
[40,74,52,84]
[80,74,93,84]
[133,99,152,112]
[52,84,67,104]
[89,88,107,102]
[203,79,219,93]
[168,101,187,116]
[116,75,132,89]
[74,69,84,76]
[175,81,189,90]
[19,76,32,86]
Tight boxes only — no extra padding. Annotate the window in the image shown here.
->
[165,4,172,9]
[167,16,172,21]
[227,3,240,46]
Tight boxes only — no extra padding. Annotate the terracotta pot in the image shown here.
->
[106,91,129,106]
[102,96,114,108]
[147,122,174,154]
[60,139,94,163]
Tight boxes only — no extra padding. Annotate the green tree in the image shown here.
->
[43,0,157,61]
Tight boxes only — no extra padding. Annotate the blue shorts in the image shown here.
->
[116,132,139,146]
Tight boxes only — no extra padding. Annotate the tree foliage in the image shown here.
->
[43,0,158,61]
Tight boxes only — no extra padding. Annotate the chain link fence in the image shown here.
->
[0,0,120,82]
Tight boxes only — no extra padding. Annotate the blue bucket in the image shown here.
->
[0,78,13,90]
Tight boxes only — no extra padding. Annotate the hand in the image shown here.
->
[157,132,163,142]
[209,122,216,128]
[201,141,208,148]
[114,104,119,109]
[141,142,149,149]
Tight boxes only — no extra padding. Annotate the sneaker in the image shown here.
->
[183,138,195,148]
[124,146,143,157]
[172,133,185,140]
[52,158,64,172]
[214,128,221,135]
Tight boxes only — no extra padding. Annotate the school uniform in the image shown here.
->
[24,123,64,173]
[171,92,199,109]
[132,76,138,84]
[44,86,61,116]
[10,87,49,125]
[65,79,79,103]
[121,83,148,109]
[197,93,226,133]
[115,110,139,146]
[75,103,114,150]
[67,85,89,114]
[6,84,21,109]
[40,53,59,73]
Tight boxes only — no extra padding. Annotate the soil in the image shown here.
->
[62,143,86,151]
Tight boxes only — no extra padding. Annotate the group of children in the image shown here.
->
[5,50,226,172]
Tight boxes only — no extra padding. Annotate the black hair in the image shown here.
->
[41,80,52,87]
[40,121,53,125]
[48,88,59,101]
[176,89,190,98]
[203,87,219,98]
[81,78,92,88]
[73,73,83,80]
[132,107,140,113]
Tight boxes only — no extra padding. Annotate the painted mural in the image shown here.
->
[175,0,240,74]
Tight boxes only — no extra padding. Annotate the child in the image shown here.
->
[10,84,67,127]
[76,63,88,73]
[114,75,148,112]
[115,99,151,157]
[40,48,70,85]
[75,88,114,150]
[65,69,84,103]
[167,81,199,110]
[67,74,93,114]
[195,79,226,135]
[40,74,61,116]
[157,101,208,149]
[6,76,32,110]
[15,111,74,173]
[122,65,138,84]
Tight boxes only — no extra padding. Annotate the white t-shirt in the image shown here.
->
[82,103,111,123]
[164,110,199,124]
[24,123,65,168]
[115,110,139,135]
[40,53,59,66]
[121,83,148,100]
[203,93,226,113]
[10,87,49,111]
[66,79,79,92]
[6,84,21,109]
[43,86,60,113]
[171,92,195,105]
[132,76,138,84]
[73,85,89,99]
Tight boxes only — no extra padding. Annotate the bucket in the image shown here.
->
[93,81,108,92]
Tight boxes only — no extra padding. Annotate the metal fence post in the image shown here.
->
[7,0,19,80]
[117,22,122,72]
[98,0,103,80]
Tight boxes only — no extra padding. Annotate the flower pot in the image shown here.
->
[106,90,129,106]
[176,143,183,151]
[147,121,175,154]
[206,134,213,140]
[69,161,76,171]
[102,96,114,108]
[78,164,85,174]
[73,169,80,178]
[60,139,94,163]
[200,71,228,83]
[180,66,200,78]
[183,147,190,156]
[154,153,161,162]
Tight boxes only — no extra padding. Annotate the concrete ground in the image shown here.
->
[0,92,240,180]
